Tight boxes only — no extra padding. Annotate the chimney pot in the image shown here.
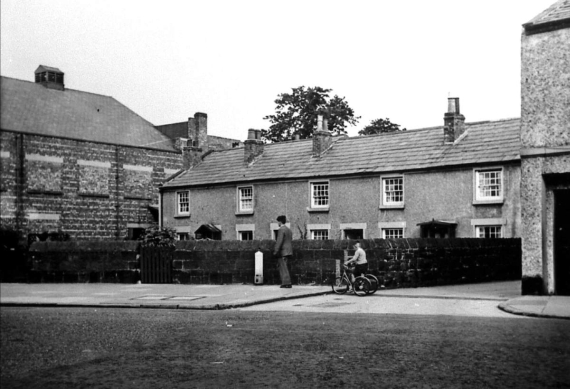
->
[447,97,460,114]
[247,129,256,140]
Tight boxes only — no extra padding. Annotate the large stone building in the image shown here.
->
[520,0,570,295]
[160,98,522,243]
[0,65,240,243]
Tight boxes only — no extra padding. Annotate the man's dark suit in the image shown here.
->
[273,225,292,286]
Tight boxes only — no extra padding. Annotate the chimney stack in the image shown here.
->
[313,114,333,157]
[443,97,466,143]
[182,146,203,170]
[188,112,208,148]
[244,129,264,166]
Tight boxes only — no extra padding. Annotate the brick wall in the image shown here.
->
[0,131,183,241]
[25,238,521,288]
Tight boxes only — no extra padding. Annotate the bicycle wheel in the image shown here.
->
[332,277,349,294]
[365,274,379,294]
[353,276,371,296]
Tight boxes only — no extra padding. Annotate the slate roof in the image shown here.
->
[163,118,521,189]
[524,0,570,31]
[0,76,176,151]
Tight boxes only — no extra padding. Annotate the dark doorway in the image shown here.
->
[417,220,457,238]
[554,190,570,295]
[195,224,222,240]
[343,229,363,240]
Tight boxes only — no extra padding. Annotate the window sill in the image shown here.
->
[473,199,504,205]
[174,214,190,219]
[124,196,152,200]
[379,204,405,210]
[27,190,63,196]
[78,193,110,198]
[307,207,329,213]
[236,211,254,216]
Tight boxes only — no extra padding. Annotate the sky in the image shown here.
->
[0,0,555,140]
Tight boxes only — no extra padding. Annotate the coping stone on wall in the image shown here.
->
[257,239,275,251]
[194,240,215,251]
[332,240,349,250]
[320,240,335,250]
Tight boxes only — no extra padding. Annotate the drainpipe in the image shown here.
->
[15,134,25,240]
[115,146,121,240]
[158,186,163,229]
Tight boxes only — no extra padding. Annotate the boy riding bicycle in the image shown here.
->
[345,241,368,284]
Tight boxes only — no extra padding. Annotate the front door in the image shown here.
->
[554,190,570,295]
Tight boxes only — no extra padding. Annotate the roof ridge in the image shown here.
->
[0,75,116,99]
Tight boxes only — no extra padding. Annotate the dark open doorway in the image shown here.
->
[554,189,570,295]
[343,229,364,240]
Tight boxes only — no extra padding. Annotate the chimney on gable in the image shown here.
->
[312,114,333,157]
[244,129,264,166]
[188,112,208,149]
[443,97,466,143]
[34,65,64,91]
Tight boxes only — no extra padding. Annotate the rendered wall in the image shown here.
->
[162,164,520,240]
[520,26,570,294]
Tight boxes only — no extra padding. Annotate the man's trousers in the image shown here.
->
[277,255,292,286]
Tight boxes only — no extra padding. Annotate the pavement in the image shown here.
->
[1,281,568,319]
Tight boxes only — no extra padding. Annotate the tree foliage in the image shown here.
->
[358,118,406,136]
[261,86,360,142]
[140,226,177,247]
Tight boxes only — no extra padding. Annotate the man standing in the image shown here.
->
[273,215,292,288]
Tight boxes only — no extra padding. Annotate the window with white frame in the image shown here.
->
[311,229,329,240]
[310,181,329,209]
[176,233,190,241]
[475,169,503,202]
[238,231,253,241]
[381,176,404,207]
[237,186,253,213]
[382,228,403,239]
[476,225,502,238]
[177,191,190,215]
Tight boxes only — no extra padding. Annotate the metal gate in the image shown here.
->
[140,246,173,283]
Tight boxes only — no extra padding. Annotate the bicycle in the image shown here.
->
[331,264,371,296]
[351,268,379,295]
[363,273,379,294]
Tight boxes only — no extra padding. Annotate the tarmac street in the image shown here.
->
[2,280,570,388]
[2,306,569,388]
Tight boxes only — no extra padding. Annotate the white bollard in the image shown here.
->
[254,249,263,285]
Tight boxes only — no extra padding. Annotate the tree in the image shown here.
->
[261,86,360,143]
[358,118,406,136]
[140,226,177,247]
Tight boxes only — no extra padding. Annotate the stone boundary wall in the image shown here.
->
[24,239,521,288]
[27,241,140,283]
